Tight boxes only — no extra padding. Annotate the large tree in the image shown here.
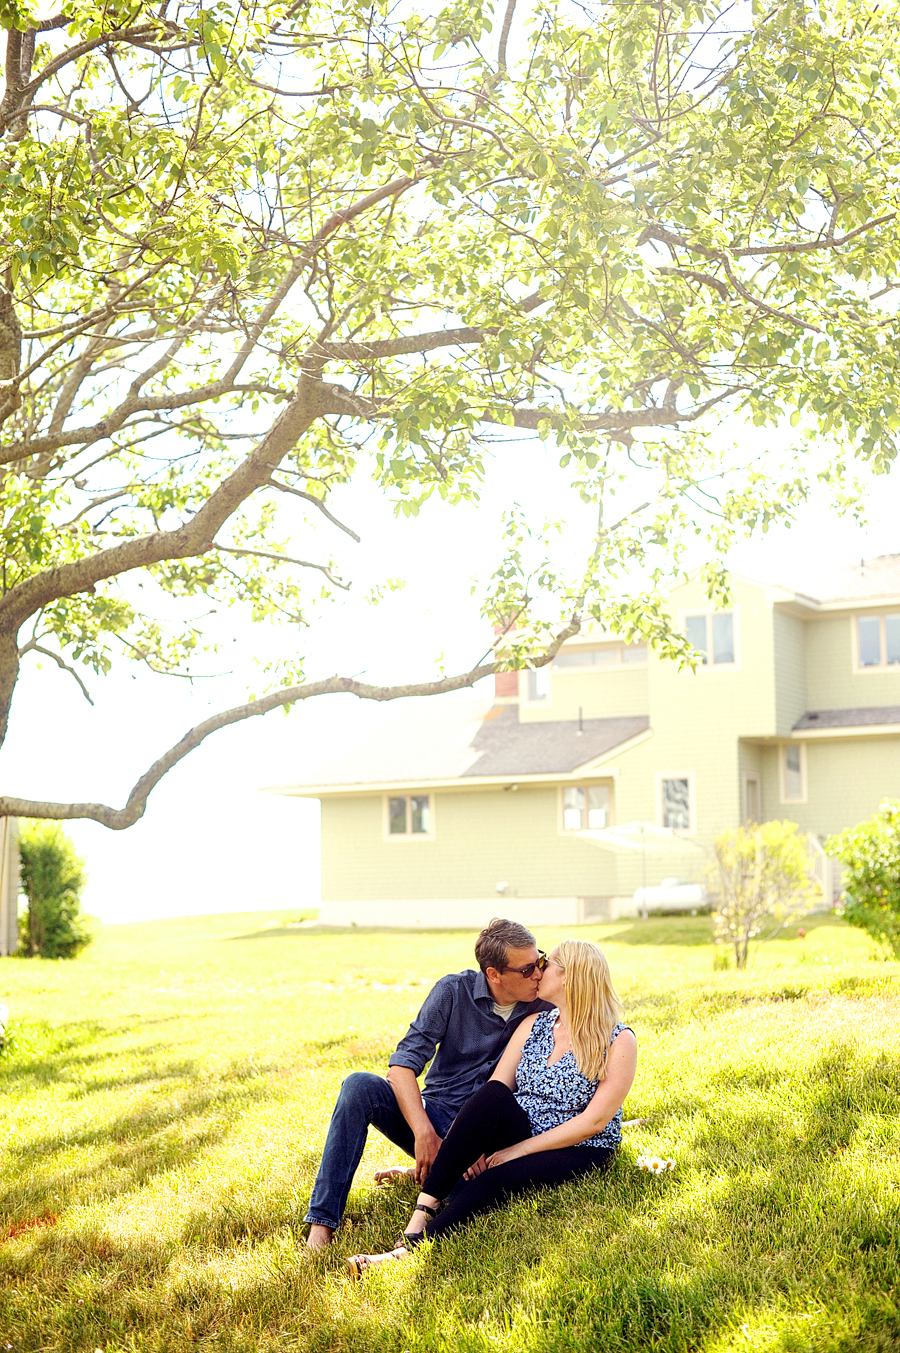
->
[0,0,897,827]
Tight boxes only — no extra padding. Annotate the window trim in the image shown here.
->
[680,607,740,670]
[521,665,551,704]
[558,782,613,834]
[851,611,900,673]
[779,743,807,805]
[551,642,648,671]
[656,771,696,835]
[383,793,436,841]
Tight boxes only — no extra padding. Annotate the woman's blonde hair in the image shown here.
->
[553,939,623,1081]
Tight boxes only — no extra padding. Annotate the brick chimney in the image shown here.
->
[492,621,519,703]
[494,668,519,701]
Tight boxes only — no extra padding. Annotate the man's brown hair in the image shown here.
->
[474,918,537,974]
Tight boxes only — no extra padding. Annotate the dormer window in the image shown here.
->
[685,612,736,666]
[552,643,647,669]
[855,613,900,670]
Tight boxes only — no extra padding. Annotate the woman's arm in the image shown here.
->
[487,1013,539,1089]
[486,1028,637,1167]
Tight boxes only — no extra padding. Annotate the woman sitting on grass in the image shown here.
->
[348,939,637,1275]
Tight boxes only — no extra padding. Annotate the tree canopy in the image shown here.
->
[0,0,898,826]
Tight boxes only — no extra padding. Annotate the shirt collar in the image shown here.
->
[473,969,493,1005]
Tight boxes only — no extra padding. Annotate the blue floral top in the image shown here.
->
[514,1009,630,1148]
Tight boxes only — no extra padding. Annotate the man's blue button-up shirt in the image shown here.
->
[388,968,552,1116]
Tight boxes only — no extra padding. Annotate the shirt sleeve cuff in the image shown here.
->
[387,1052,424,1073]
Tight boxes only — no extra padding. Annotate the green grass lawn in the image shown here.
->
[1,911,899,1352]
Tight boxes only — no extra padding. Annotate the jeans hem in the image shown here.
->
[304,1213,340,1229]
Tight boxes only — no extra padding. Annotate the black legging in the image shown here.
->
[418,1080,614,1242]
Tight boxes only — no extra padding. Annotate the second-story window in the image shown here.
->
[856,614,900,669]
[685,612,735,665]
[553,643,647,668]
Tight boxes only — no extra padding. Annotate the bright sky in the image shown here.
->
[3,430,899,924]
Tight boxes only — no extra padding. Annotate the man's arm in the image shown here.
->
[385,1064,443,1182]
[387,979,454,1182]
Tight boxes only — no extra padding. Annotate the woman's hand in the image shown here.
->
[485,1142,526,1169]
[463,1154,488,1180]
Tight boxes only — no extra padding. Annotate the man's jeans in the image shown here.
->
[304,1071,456,1231]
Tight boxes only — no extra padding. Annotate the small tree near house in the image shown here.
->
[708,821,818,970]
[827,800,900,958]
[19,821,92,960]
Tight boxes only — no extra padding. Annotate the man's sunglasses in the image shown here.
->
[503,952,548,979]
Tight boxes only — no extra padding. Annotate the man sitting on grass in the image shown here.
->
[305,917,552,1250]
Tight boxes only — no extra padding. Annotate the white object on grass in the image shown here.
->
[636,1155,675,1174]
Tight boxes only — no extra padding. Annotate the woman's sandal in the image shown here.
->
[400,1200,443,1248]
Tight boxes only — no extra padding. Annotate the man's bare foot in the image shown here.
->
[306,1223,335,1251]
[374,1165,416,1186]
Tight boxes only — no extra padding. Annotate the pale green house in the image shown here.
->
[273,556,900,927]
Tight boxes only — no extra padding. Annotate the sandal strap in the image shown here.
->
[413,1201,442,1219]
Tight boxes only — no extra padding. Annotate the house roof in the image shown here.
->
[799,554,900,604]
[793,705,900,732]
[270,700,650,795]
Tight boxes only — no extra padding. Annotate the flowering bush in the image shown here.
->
[707,821,819,970]
[827,800,900,958]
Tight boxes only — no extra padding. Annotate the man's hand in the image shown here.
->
[413,1125,443,1183]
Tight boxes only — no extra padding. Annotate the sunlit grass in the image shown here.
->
[0,911,898,1351]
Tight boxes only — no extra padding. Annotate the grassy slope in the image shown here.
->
[0,913,898,1352]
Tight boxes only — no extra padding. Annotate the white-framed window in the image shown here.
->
[854,613,900,670]
[657,772,695,833]
[561,784,610,831]
[525,666,550,702]
[385,794,434,839]
[553,643,648,669]
[780,744,807,804]
[684,610,737,666]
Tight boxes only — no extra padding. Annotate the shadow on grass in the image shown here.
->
[0,1020,276,1222]
[291,1041,900,1353]
[2,1040,900,1353]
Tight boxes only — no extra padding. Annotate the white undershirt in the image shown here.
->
[492,1001,517,1021]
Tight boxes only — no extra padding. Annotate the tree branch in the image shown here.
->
[497,0,518,72]
[212,542,350,588]
[0,620,581,828]
[16,640,94,705]
[266,477,361,542]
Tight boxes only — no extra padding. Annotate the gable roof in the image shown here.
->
[269,700,649,796]
[797,554,900,604]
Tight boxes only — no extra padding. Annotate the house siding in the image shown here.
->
[774,609,807,734]
[320,786,624,903]
[806,613,900,710]
[518,666,649,723]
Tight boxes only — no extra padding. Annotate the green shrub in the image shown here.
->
[827,799,900,957]
[707,820,819,969]
[19,821,93,959]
